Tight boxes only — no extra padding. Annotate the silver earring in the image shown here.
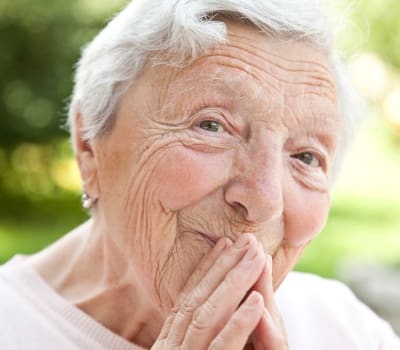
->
[81,192,97,209]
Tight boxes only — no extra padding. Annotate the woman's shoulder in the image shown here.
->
[275,271,400,350]
[0,255,27,292]
[0,256,37,347]
[277,270,355,298]
[0,256,142,350]
[0,256,44,321]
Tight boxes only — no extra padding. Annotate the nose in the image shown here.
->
[224,149,283,223]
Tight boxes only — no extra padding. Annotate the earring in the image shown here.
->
[81,192,97,209]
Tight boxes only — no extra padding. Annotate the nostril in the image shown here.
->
[224,173,283,223]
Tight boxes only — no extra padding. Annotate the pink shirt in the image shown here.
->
[0,256,399,349]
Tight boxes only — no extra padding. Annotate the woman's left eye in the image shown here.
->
[198,120,225,133]
[292,152,320,167]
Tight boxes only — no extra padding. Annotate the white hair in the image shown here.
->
[68,0,359,176]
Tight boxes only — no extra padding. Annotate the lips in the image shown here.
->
[196,231,218,246]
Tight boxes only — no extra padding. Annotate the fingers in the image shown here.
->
[253,254,275,310]
[179,237,232,300]
[208,291,264,350]
[168,234,262,347]
[156,234,266,349]
[156,237,229,343]
[181,238,265,348]
[252,309,288,350]
[251,254,289,350]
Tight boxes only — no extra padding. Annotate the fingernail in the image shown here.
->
[234,234,250,249]
[248,291,260,305]
[243,246,258,262]
[215,237,227,250]
[225,237,233,246]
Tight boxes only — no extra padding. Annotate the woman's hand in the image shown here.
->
[152,234,288,349]
[247,254,289,350]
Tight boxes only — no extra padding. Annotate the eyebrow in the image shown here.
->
[291,116,341,152]
[160,75,237,119]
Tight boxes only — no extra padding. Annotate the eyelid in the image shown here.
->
[292,149,327,172]
[297,136,330,168]
[193,109,234,133]
[296,152,322,167]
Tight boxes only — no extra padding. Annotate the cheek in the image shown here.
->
[154,147,233,211]
[283,184,330,247]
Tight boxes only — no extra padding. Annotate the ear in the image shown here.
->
[74,113,100,200]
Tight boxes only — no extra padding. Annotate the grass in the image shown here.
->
[0,194,87,263]
[295,194,400,277]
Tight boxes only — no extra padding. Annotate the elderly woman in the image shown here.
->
[1,0,399,349]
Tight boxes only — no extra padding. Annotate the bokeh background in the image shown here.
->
[1,0,399,333]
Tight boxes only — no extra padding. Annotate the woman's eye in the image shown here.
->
[198,120,224,133]
[292,152,320,167]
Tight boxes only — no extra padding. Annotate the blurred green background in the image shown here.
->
[0,0,399,280]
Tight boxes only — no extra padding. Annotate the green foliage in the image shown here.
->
[296,195,400,277]
[0,193,87,263]
[354,0,400,68]
[0,0,125,147]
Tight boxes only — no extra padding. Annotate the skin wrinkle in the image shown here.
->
[291,164,327,192]
[205,36,336,88]
[279,96,339,159]
[178,203,258,242]
[158,223,200,307]
[29,22,340,348]
[200,60,283,95]
[161,68,294,137]
[202,47,334,89]
[227,31,333,75]
[155,246,173,308]
[112,41,332,300]
[159,77,238,126]
[180,186,283,244]
[200,52,335,98]
[158,64,337,148]
[151,67,235,129]
[226,42,334,88]
[119,136,176,285]
[118,126,234,308]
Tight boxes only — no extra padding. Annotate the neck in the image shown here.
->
[28,219,163,348]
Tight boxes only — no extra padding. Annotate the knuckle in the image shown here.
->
[169,305,180,315]
[191,299,216,331]
[180,300,197,316]
[179,291,203,315]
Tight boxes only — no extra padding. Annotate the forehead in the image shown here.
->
[165,23,335,114]
[134,22,340,135]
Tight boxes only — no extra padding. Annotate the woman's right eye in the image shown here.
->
[198,120,225,133]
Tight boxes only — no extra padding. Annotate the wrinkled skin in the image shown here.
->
[30,22,339,349]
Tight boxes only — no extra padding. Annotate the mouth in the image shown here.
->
[196,231,218,246]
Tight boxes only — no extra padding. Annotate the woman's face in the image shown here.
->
[83,22,340,311]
